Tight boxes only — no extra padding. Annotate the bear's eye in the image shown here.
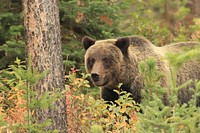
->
[90,58,95,64]
[87,58,95,68]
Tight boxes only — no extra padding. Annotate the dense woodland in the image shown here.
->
[0,0,200,132]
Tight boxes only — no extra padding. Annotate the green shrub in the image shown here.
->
[0,58,63,132]
[137,57,200,132]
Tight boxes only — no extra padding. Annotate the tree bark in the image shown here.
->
[23,0,67,132]
[188,0,200,17]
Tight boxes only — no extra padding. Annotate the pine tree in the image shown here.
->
[137,56,200,132]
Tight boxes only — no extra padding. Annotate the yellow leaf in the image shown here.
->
[120,106,126,113]
[84,84,90,88]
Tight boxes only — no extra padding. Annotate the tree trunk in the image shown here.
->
[188,0,200,17]
[23,0,67,132]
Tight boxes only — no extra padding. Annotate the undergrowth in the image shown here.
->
[1,48,200,132]
[137,56,200,133]
[66,50,200,132]
[66,69,139,133]
[0,58,62,132]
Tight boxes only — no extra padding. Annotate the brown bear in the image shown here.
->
[82,35,200,105]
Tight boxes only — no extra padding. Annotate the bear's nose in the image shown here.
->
[91,73,99,82]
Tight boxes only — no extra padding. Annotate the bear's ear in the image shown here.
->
[115,37,130,56]
[82,36,96,50]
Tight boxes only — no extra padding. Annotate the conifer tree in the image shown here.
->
[137,56,200,132]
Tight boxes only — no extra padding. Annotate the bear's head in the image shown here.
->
[82,36,130,88]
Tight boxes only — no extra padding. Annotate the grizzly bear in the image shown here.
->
[82,35,200,106]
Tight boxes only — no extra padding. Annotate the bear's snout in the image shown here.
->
[91,73,100,82]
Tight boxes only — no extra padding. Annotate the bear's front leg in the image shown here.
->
[101,88,119,102]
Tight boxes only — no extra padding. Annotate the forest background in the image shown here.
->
[1,0,200,71]
[0,0,200,132]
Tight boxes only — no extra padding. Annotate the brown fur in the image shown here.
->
[82,36,200,105]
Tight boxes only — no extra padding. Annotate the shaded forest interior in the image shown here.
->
[0,0,200,70]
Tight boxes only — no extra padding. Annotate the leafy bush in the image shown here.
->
[1,54,200,132]
[66,69,139,133]
[0,58,63,132]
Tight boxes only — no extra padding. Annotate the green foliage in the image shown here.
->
[60,1,200,71]
[1,1,200,132]
[166,49,200,71]
[120,0,199,46]
[62,41,85,71]
[139,58,165,101]
[166,47,200,91]
[190,18,200,41]
[0,3,24,69]
[59,0,127,39]
[120,0,171,45]
[66,68,97,96]
[0,0,199,71]
[137,57,200,132]
[0,58,63,132]
[91,125,103,133]
[81,91,139,132]
[59,0,129,71]
[1,56,200,132]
